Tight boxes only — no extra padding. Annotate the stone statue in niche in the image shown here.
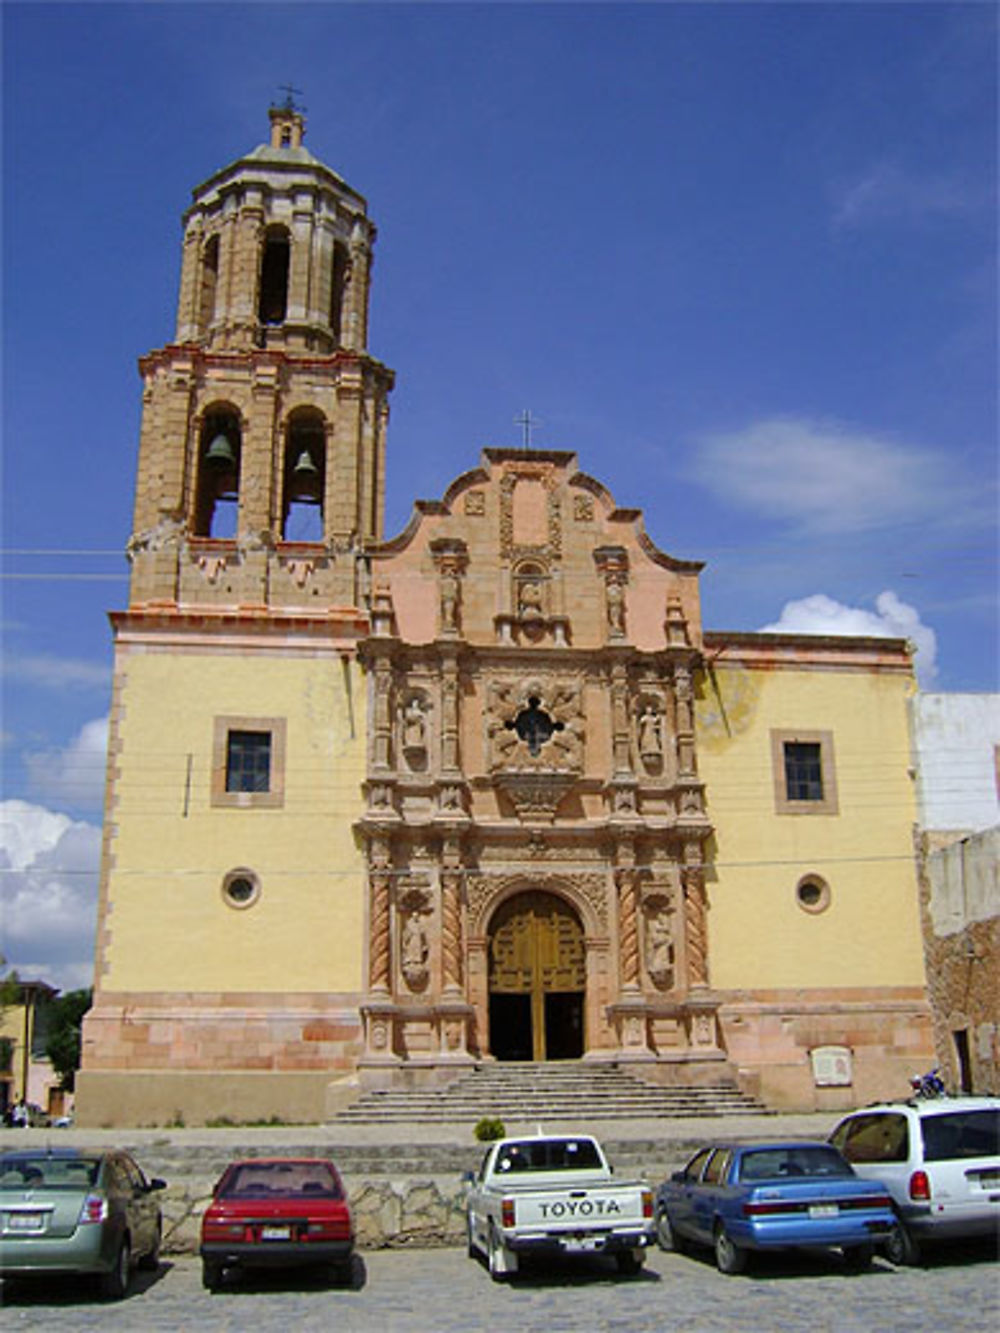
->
[645,906,675,990]
[637,705,662,764]
[606,578,626,636]
[439,569,460,633]
[518,580,544,620]
[400,910,429,991]
[401,697,428,757]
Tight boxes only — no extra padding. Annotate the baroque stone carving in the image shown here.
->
[485,673,585,819]
[399,888,431,993]
[499,464,562,559]
[644,894,675,991]
[465,871,609,934]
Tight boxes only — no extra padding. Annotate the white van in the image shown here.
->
[830,1097,999,1264]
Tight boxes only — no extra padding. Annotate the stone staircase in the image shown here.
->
[331,1061,769,1125]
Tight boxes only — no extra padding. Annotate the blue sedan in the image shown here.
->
[655,1141,895,1274]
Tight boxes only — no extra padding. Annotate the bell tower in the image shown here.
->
[127,101,394,611]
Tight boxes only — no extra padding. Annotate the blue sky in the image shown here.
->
[2,2,997,989]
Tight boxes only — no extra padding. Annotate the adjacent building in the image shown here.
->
[76,108,935,1125]
[911,693,1000,1094]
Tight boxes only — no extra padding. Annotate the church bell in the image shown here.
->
[204,432,237,469]
[288,447,322,502]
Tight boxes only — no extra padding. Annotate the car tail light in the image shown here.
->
[202,1220,247,1241]
[642,1189,653,1219]
[909,1171,931,1202]
[501,1198,515,1228]
[78,1193,109,1225]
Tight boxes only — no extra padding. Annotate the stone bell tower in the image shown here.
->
[127,100,394,611]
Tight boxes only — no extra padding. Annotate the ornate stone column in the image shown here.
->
[367,836,392,996]
[616,866,641,993]
[681,853,709,991]
[440,857,464,996]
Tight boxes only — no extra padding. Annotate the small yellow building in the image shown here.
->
[75,108,933,1126]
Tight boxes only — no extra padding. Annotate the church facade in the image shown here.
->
[76,109,934,1126]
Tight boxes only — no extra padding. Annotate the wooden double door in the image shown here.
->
[487,891,585,1061]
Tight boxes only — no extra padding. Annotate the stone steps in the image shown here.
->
[331,1062,769,1124]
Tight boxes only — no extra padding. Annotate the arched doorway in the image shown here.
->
[488,891,585,1061]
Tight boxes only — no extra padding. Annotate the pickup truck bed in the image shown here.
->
[465,1134,654,1280]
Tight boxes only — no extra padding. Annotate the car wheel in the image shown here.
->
[884,1219,920,1267]
[137,1220,162,1272]
[100,1235,131,1300]
[655,1205,683,1253]
[487,1221,517,1282]
[615,1249,644,1276]
[202,1259,224,1291]
[713,1225,748,1276]
[842,1243,874,1273]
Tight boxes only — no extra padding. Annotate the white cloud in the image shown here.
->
[24,717,109,812]
[691,416,961,534]
[2,654,109,691]
[759,591,938,685]
[0,799,100,992]
[832,161,978,231]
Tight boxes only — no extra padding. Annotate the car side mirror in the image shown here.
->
[461,1170,476,1186]
[148,1178,167,1192]
[671,1171,685,1183]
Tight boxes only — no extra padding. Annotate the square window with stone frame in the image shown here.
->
[211,716,286,809]
[770,729,839,815]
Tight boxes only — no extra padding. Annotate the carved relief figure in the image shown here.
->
[518,580,544,620]
[606,578,626,635]
[401,696,427,752]
[645,906,675,990]
[637,705,662,762]
[400,910,429,991]
[439,570,460,633]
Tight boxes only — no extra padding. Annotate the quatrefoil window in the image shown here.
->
[505,697,564,757]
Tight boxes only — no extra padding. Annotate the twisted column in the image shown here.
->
[616,868,640,990]
[441,868,463,993]
[682,863,709,988]
[368,860,392,993]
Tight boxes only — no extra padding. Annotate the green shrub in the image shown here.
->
[474,1115,505,1142]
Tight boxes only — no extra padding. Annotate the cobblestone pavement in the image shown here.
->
[2,1241,997,1332]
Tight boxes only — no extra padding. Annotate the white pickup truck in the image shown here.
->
[464,1134,654,1280]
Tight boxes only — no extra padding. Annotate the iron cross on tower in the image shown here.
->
[515,410,541,448]
[278,84,306,112]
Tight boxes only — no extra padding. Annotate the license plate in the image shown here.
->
[563,1237,602,1253]
[809,1204,838,1218]
[6,1212,44,1231]
[975,1170,1000,1188]
[260,1226,291,1241]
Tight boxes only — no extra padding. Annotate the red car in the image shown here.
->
[200,1157,354,1290]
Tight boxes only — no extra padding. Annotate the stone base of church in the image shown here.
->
[716,986,936,1111]
[74,1070,362,1128]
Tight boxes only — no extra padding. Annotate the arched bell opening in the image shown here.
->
[487,890,586,1062]
[258,225,290,327]
[329,241,350,346]
[198,233,220,338]
[194,407,242,538]
[280,410,326,541]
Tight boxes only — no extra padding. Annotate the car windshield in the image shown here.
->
[920,1110,1000,1162]
[218,1161,343,1199]
[0,1156,100,1190]
[494,1139,602,1173]
[739,1146,853,1182]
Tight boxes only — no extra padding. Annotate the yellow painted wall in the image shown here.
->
[101,650,367,993]
[697,663,923,990]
